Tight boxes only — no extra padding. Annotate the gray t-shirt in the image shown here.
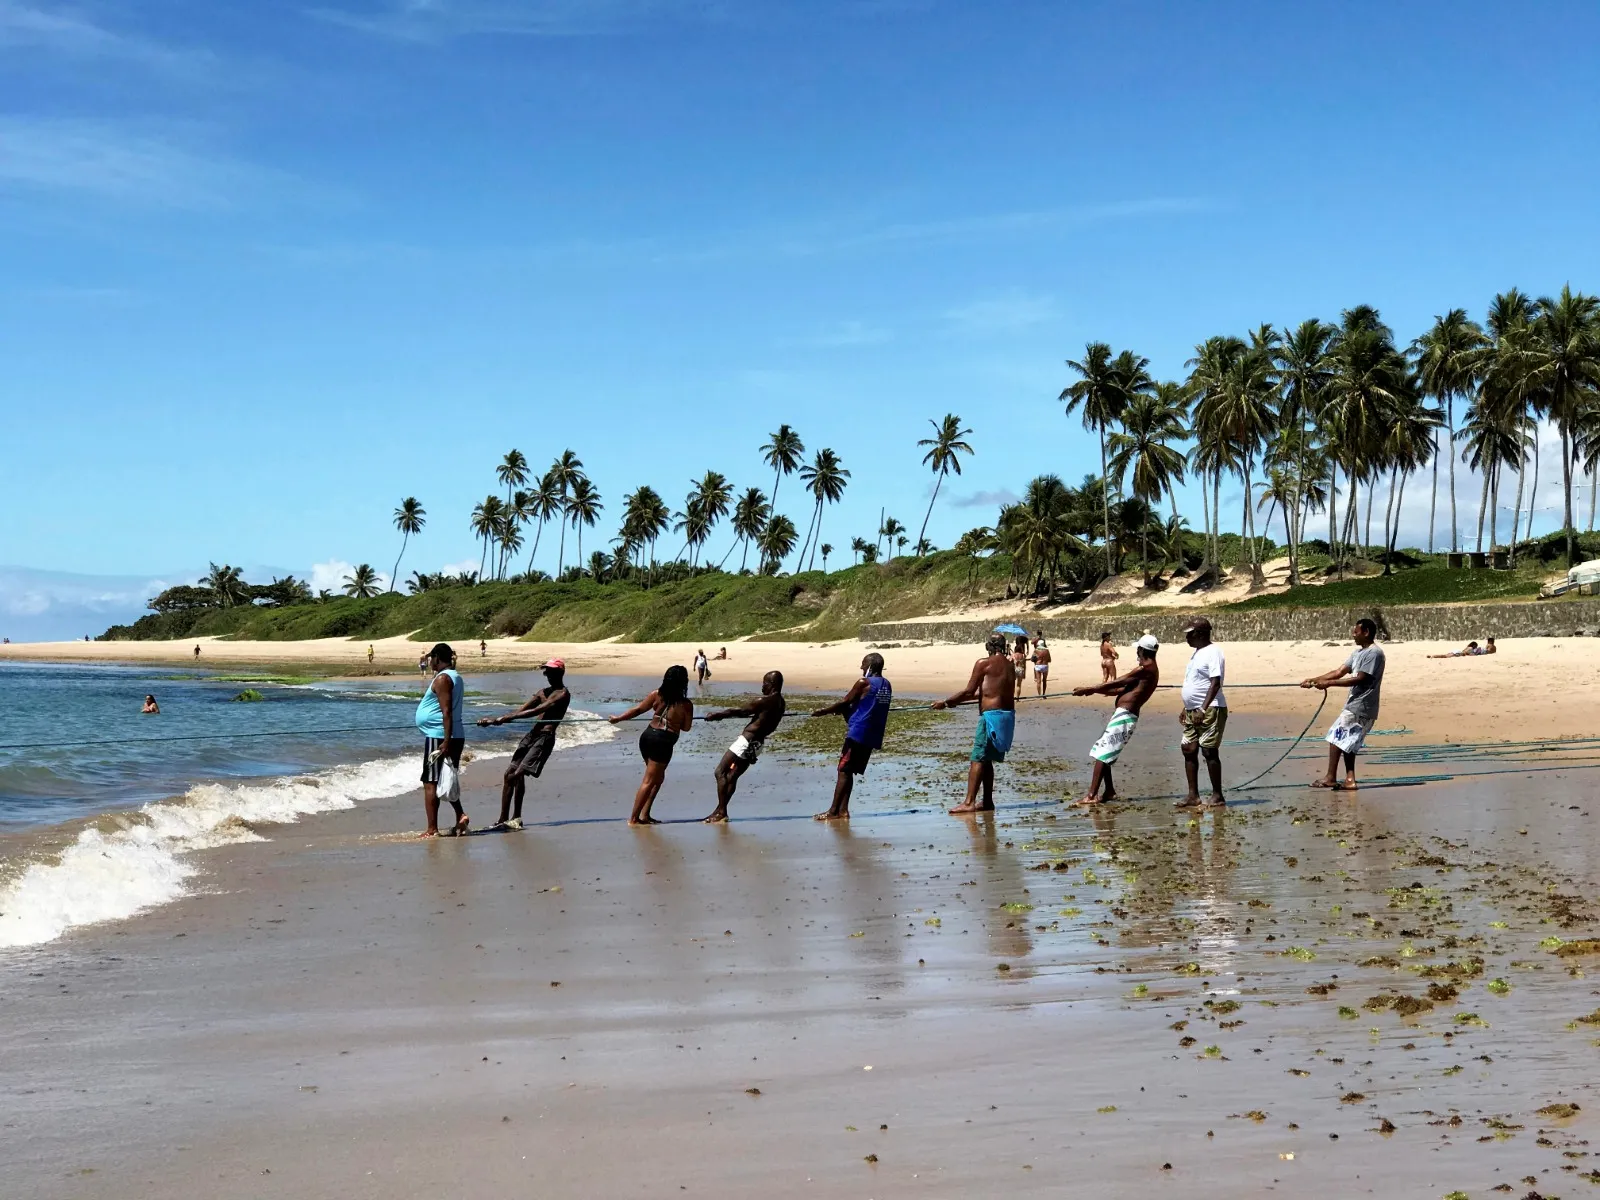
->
[1341,644,1385,721]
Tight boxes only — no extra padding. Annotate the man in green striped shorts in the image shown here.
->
[1071,634,1161,806]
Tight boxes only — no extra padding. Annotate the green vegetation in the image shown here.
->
[1225,558,1551,610]
[231,689,265,702]
[103,552,1014,645]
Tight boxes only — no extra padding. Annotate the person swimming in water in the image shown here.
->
[141,695,160,714]
[611,665,694,825]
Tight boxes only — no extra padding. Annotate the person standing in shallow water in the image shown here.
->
[1303,617,1386,791]
[701,670,786,823]
[478,658,572,830]
[808,653,891,821]
[611,665,693,825]
[416,642,468,837]
[1072,634,1160,806]
[934,634,1016,816]
[1177,617,1227,809]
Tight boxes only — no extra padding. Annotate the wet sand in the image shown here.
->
[4,701,1600,1198]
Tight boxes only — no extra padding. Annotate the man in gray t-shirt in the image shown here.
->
[1301,618,1387,790]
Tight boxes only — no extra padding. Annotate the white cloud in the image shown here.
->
[952,488,1019,510]
[437,559,480,576]
[309,0,680,41]
[0,117,336,210]
[944,291,1059,335]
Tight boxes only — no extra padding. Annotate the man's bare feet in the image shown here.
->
[702,810,728,824]
[629,816,662,826]
[419,829,439,838]
[948,802,994,815]
[1074,795,1102,807]
[1310,777,1338,789]
[1174,796,1201,808]
[1338,779,1357,791]
[1202,796,1227,808]
[814,810,848,821]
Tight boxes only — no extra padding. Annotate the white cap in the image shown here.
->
[1136,634,1159,653]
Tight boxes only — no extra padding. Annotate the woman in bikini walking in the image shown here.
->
[611,665,694,825]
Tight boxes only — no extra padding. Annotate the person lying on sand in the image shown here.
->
[141,694,160,714]
[808,653,891,821]
[1429,636,1495,659]
[1071,634,1160,806]
[1302,618,1386,791]
[701,671,786,823]
[610,665,693,826]
[933,634,1016,816]
[478,658,571,830]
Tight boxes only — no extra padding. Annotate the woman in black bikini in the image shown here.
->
[610,665,694,825]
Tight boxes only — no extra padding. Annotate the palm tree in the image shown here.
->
[1480,291,1539,558]
[1378,390,1442,572]
[726,487,771,571]
[469,495,504,579]
[1527,285,1600,565]
[880,516,905,562]
[798,448,850,570]
[1410,309,1487,555]
[758,514,798,574]
[820,543,834,570]
[496,517,525,574]
[1275,319,1335,581]
[761,425,805,511]
[914,414,975,555]
[849,535,871,565]
[1458,392,1527,554]
[689,471,733,566]
[203,563,248,607]
[546,450,587,576]
[564,477,602,574]
[1190,334,1276,585]
[499,489,534,580]
[1107,392,1186,582]
[1185,335,1248,577]
[524,471,563,576]
[1061,342,1133,573]
[342,563,381,598]
[390,497,425,592]
[496,449,529,506]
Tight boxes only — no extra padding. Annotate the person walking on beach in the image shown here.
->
[194,644,201,660]
[479,639,487,658]
[1072,634,1160,806]
[694,649,711,686]
[478,658,572,830]
[1099,631,1117,682]
[1030,639,1052,696]
[1177,617,1227,809]
[367,644,375,665]
[701,670,787,823]
[416,642,468,837]
[1302,618,1386,791]
[611,665,694,825]
[934,634,1016,816]
[809,653,892,821]
[1011,635,1028,688]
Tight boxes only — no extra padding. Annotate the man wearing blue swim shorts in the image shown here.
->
[933,633,1016,816]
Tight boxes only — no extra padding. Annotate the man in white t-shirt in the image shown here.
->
[1177,616,1227,808]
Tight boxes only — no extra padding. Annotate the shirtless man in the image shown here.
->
[477,659,572,830]
[1099,631,1117,682]
[1031,640,1052,696]
[701,670,787,823]
[1072,634,1160,806]
[933,633,1016,816]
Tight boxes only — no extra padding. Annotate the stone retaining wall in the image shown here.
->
[860,598,1600,646]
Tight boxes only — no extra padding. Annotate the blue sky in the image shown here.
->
[3,0,1599,634]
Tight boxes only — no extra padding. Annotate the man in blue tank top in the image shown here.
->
[808,652,891,820]
[415,642,468,837]
[933,633,1016,815]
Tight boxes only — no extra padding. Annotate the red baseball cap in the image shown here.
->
[543,658,565,670]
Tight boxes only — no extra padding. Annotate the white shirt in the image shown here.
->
[1182,643,1227,710]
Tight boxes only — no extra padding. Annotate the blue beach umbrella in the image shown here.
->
[993,623,1029,637]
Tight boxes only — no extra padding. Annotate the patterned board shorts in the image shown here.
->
[1326,709,1375,755]
[1180,706,1228,750]
[1090,709,1139,765]
[728,734,764,764]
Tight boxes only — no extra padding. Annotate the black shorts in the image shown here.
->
[421,737,465,783]
[838,738,874,776]
[639,726,678,766]
[509,729,557,779]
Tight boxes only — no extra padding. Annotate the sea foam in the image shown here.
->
[0,711,614,949]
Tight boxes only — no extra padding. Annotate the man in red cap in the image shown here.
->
[478,659,572,829]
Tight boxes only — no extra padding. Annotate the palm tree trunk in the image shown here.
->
[1382,466,1399,574]
[1562,426,1577,566]
[1199,474,1211,573]
[1363,476,1374,557]
[1099,428,1113,574]
[809,502,825,571]
[391,533,408,593]
[1489,461,1500,553]
[1447,392,1459,553]
[1211,470,1222,574]
[478,537,488,580]
[1590,464,1598,531]
[1476,461,1490,552]
[1328,466,1339,578]
[916,470,945,556]
[1525,423,1540,544]
[556,522,566,578]
[1387,472,1409,564]
[527,518,545,576]
[1511,453,1526,564]
[1428,430,1439,554]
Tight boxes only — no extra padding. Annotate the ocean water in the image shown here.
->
[0,662,623,949]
